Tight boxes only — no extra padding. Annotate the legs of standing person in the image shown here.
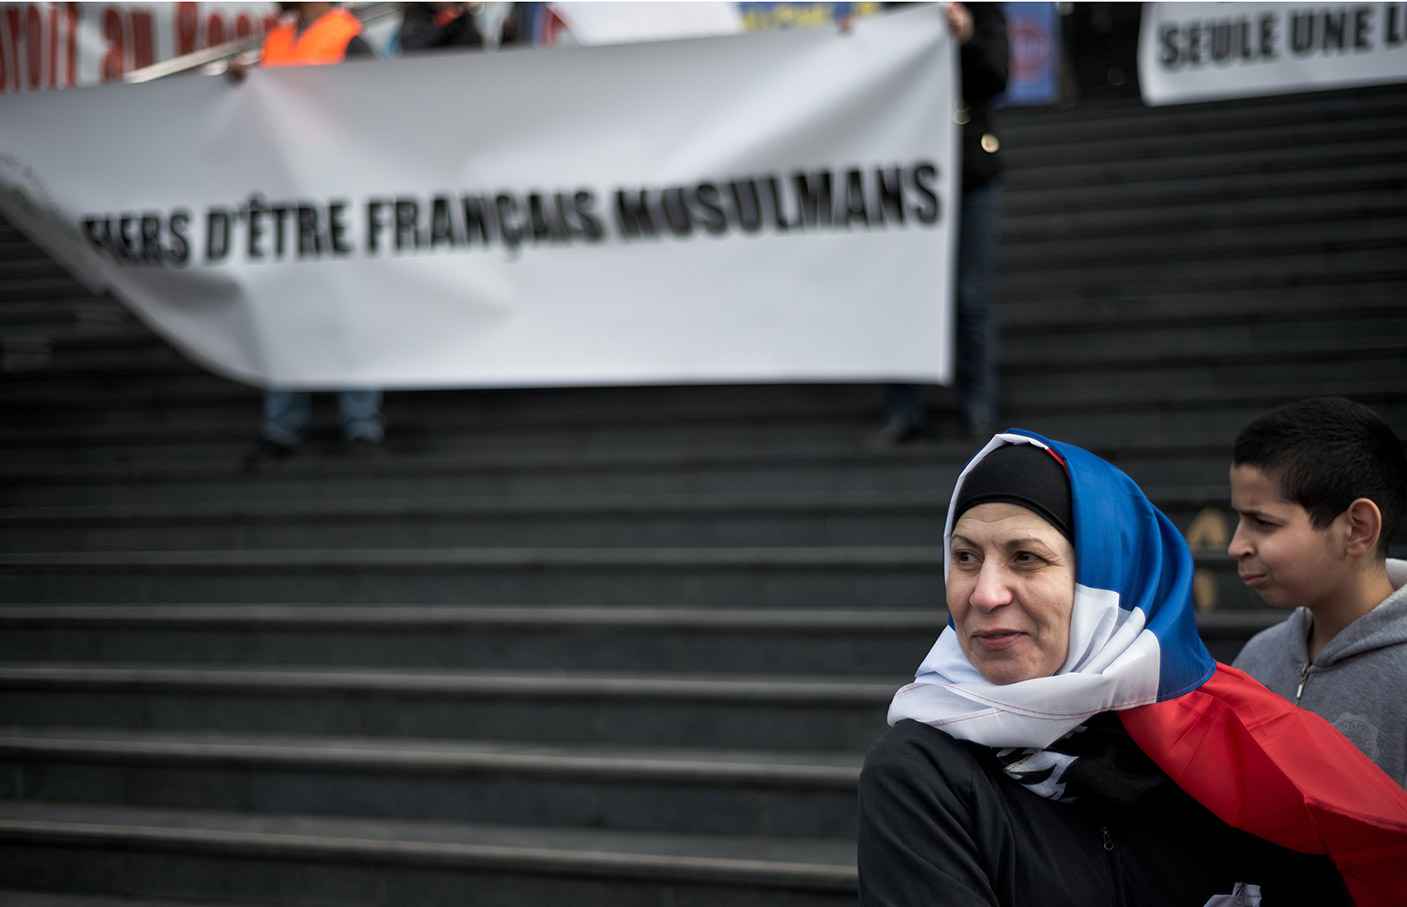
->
[954,180,1002,435]
[262,389,311,448]
[872,180,1003,448]
[244,388,384,470]
[337,388,385,447]
[265,389,383,443]
[243,388,309,470]
[876,382,928,447]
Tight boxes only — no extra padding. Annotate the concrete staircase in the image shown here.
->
[1,77,1405,905]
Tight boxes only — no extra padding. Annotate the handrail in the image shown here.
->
[121,3,401,84]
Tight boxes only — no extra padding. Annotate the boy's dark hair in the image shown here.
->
[1234,396,1406,557]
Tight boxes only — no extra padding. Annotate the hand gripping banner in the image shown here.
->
[0,5,957,390]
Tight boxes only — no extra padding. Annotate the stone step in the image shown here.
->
[0,259,68,281]
[1003,159,1405,218]
[0,409,883,466]
[0,545,942,608]
[0,430,1256,507]
[1004,330,1404,373]
[0,663,893,753]
[0,801,857,907]
[999,86,1407,147]
[1003,191,1407,247]
[0,547,1276,610]
[0,277,97,302]
[997,285,1407,332]
[997,214,1406,271]
[1004,133,1407,193]
[0,604,944,676]
[0,380,884,424]
[0,726,861,839]
[0,483,1304,553]
[2,347,1392,437]
[0,300,131,337]
[1002,106,1407,167]
[0,492,948,552]
[0,604,1281,672]
[995,247,1405,298]
[0,889,265,907]
[0,448,960,507]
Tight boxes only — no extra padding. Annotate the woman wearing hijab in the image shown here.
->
[858,431,1407,907]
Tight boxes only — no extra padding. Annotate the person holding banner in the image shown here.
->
[873,2,1007,449]
[229,2,387,469]
[858,432,1407,906]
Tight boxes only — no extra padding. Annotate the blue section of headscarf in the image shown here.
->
[1005,430,1216,700]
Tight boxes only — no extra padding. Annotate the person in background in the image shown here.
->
[1229,396,1407,787]
[231,3,386,471]
[872,2,1007,449]
[398,3,484,52]
[397,3,525,53]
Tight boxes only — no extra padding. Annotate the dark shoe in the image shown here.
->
[866,416,925,452]
[343,436,384,462]
[966,419,994,442]
[242,438,297,472]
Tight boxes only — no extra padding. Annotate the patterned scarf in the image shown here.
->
[994,712,1169,804]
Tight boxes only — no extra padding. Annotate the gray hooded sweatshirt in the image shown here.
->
[1233,558,1407,788]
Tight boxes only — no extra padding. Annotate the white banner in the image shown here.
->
[1139,2,1407,106]
[0,5,956,390]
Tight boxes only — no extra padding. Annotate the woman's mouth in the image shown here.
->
[1240,572,1266,587]
[972,630,1024,651]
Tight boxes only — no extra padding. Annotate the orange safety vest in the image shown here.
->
[261,8,362,68]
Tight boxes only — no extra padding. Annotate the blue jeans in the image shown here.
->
[262,389,384,445]
[887,180,1004,429]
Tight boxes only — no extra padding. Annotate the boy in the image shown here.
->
[1229,396,1407,788]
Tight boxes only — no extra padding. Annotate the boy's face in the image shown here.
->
[1227,463,1348,611]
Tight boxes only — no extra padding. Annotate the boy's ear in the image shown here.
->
[1343,497,1383,559]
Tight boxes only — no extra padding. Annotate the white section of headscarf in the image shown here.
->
[887,583,1162,749]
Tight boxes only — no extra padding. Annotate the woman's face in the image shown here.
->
[947,502,1077,685]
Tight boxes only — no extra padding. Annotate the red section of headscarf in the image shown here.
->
[1120,663,1407,906]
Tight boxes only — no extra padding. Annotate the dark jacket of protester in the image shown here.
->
[959,4,1008,188]
[398,3,483,52]
[862,717,1350,905]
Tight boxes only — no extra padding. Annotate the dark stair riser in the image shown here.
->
[0,747,858,839]
[0,458,959,508]
[0,610,1271,671]
[0,559,942,608]
[0,495,1289,554]
[0,838,857,907]
[0,555,1266,608]
[0,680,892,753]
[0,508,948,552]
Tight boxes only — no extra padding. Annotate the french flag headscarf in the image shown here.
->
[888,430,1214,748]
[889,430,1407,905]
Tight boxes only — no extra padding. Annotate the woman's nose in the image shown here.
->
[969,561,1013,611]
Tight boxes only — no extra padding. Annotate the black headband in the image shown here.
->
[952,443,1074,542]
